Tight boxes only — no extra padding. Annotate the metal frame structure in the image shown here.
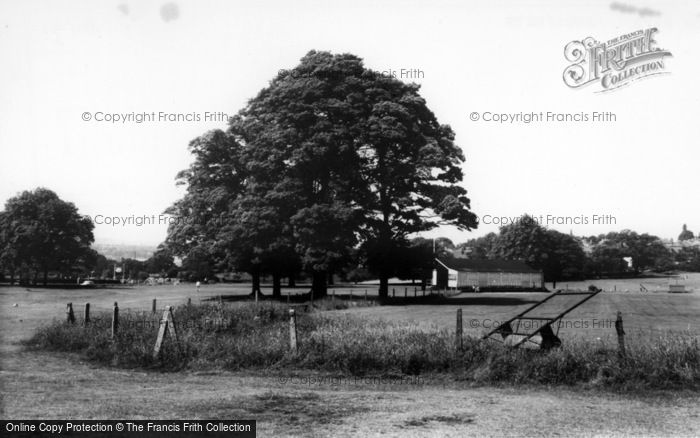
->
[482,288,603,349]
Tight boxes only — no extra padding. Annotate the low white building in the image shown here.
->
[432,258,543,290]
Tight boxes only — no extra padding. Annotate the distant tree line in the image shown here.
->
[458,215,700,283]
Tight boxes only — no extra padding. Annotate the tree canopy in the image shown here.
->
[0,188,94,285]
[587,230,671,275]
[166,50,477,298]
[470,215,586,283]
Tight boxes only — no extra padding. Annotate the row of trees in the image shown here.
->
[461,217,587,283]
[96,247,178,282]
[0,185,457,287]
[165,51,478,299]
[459,215,699,282]
[0,188,696,287]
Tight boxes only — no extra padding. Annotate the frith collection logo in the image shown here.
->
[563,28,672,92]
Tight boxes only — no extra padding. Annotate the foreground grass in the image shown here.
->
[25,301,700,390]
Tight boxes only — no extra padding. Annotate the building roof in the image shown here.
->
[436,257,540,274]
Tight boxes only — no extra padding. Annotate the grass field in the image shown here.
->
[2,276,700,436]
[343,274,700,342]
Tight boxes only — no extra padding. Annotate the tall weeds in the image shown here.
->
[25,301,700,390]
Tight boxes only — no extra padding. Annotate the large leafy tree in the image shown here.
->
[394,237,455,286]
[587,230,670,275]
[238,51,476,298]
[490,215,552,271]
[544,230,586,281]
[354,72,477,297]
[165,130,264,291]
[217,191,299,297]
[0,211,19,283]
[489,215,585,283]
[586,242,630,277]
[224,52,369,297]
[167,50,477,298]
[0,188,94,285]
[144,245,178,277]
[458,232,499,258]
[675,247,700,271]
[166,129,302,295]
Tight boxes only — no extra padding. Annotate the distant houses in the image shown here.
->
[663,237,700,253]
[662,223,700,252]
[432,258,544,291]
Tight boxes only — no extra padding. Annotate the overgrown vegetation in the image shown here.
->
[25,301,700,390]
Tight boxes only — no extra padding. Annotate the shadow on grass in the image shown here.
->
[207,293,540,307]
[383,296,541,306]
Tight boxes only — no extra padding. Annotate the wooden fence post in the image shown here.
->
[392,288,395,298]
[332,289,335,305]
[153,306,181,359]
[187,297,191,306]
[83,303,90,325]
[111,302,119,339]
[287,293,290,305]
[615,311,626,359]
[289,308,298,353]
[152,298,156,314]
[456,309,463,351]
[364,289,368,303]
[66,302,75,324]
[414,287,417,297]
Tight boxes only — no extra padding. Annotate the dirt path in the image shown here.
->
[2,349,699,437]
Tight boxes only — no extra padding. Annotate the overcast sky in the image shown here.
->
[1,0,698,246]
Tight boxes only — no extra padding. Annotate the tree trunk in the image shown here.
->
[43,267,48,286]
[251,267,261,296]
[287,275,296,288]
[311,271,327,298]
[378,274,389,300]
[272,273,282,299]
[327,271,334,286]
[19,265,28,286]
